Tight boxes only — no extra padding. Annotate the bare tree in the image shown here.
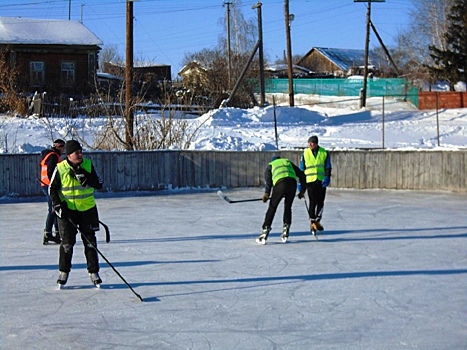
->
[392,0,453,86]
[180,0,260,108]
[0,49,27,116]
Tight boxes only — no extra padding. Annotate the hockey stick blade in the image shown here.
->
[217,190,263,204]
[99,220,111,243]
[217,190,232,203]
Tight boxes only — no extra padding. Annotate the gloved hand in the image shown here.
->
[262,193,270,203]
[53,202,68,219]
[298,190,306,199]
[71,166,88,186]
[322,176,330,188]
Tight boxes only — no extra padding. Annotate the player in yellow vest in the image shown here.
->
[299,135,332,235]
[256,156,306,244]
[49,140,103,288]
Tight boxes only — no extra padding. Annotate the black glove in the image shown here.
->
[262,193,270,203]
[53,202,68,219]
[71,166,88,186]
[298,190,306,199]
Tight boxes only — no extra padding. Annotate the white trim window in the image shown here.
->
[61,62,75,85]
[30,61,45,86]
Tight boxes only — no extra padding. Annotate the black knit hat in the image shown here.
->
[65,140,82,155]
[53,139,65,145]
[308,135,319,144]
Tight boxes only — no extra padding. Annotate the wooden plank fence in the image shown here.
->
[0,150,466,197]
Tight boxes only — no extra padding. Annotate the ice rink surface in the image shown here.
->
[1,188,466,349]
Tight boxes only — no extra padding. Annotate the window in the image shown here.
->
[30,61,45,86]
[61,62,75,85]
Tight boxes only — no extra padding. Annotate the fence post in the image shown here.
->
[436,92,440,147]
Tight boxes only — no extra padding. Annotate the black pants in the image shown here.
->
[41,186,58,233]
[262,177,297,229]
[306,180,327,221]
[57,206,100,273]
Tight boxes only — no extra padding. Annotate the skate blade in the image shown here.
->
[57,284,64,290]
[255,238,266,245]
[94,284,101,289]
[281,236,288,243]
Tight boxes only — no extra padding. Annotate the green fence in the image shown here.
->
[265,78,419,107]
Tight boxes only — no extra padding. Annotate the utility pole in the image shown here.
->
[284,0,294,107]
[253,2,265,107]
[361,1,371,108]
[68,0,71,20]
[354,0,385,108]
[224,1,232,89]
[125,0,134,149]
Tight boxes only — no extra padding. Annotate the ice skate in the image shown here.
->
[57,271,68,289]
[281,224,290,243]
[314,221,324,231]
[89,272,102,288]
[43,230,60,245]
[310,221,318,239]
[256,227,270,245]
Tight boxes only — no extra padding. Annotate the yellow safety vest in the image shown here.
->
[303,147,327,182]
[271,158,296,185]
[57,158,95,211]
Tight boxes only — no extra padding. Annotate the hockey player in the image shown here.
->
[256,156,306,244]
[40,139,65,245]
[300,135,332,235]
[49,140,104,288]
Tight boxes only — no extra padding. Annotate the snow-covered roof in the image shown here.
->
[307,47,380,71]
[266,64,314,74]
[96,72,123,81]
[0,16,102,46]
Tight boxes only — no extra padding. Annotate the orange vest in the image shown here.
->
[40,151,61,186]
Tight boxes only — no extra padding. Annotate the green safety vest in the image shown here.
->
[57,158,96,211]
[303,147,327,182]
[270,158,296,185]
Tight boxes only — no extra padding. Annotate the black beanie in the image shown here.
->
[65,140,82,155]
[308,135,319,144]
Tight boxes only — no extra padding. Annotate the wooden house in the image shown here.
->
[0,17,102,97]
[298,47,381,77]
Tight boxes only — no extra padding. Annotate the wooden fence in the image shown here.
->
[1,150,466,197]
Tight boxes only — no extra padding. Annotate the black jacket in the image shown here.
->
[264,159,306,195]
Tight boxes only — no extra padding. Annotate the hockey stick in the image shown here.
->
[99,220,110,243]
[68,218,144,302]
[217,190,264,204]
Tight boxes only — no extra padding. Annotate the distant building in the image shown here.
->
[298,47,382,77]
[103,61,171,99]
[178,61,209,89]
[0,16,102,96]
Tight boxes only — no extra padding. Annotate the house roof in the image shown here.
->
[301,47,380,71]
[265,64,314,74]
[0,16,102,46]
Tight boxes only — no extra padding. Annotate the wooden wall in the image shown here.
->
[1,150,466,197]
[419,91,467,109]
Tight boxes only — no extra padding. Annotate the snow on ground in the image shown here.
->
[1,94,466,153]
[1,188,466,349]
[1,94,466,348]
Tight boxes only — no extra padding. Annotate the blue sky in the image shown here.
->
[2,0,414,78]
